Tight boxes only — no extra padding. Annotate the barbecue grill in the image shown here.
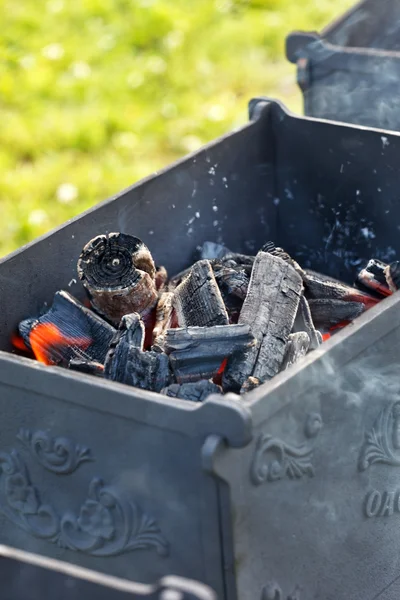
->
[1,98,400,599]
[286,0,400,130]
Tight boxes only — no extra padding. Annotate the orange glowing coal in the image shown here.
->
[29,323,92,365]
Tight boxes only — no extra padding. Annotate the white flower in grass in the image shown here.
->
[56,183,78,204]
[28,210,48,227]
[42,43,64,61]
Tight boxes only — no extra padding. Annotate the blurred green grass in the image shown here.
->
[0,0,354,257]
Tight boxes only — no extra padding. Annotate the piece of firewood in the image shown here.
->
[172,259,229,328]
[293,295,321,350]
[77,233,158,325]
[104,316,170,393]
[223,251,303,392]
[385,261,400,292]
[356,258,391,298]
[18,291,116,367]
[152,291,175,347]
[160,380,222,402]
[281,332,310,370]
[68,358,104,377]
[303,269,377,308]
[163,324,254,383]
[307,298,365,329]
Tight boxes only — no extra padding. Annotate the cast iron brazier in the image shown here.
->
[286,0,400,131]
[1,99,400,600]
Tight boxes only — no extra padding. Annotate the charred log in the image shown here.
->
[223,251,303,392]
[18,291,115,367]
[77,233,158,325]
[293,295,322,350]
[104,340,170,392]
[281,332,310,370]
[155,265,168,291]
[385,261,400,292]
[161,380,222,402]
[303,269,377,308]
[356,258,391,298]
[163,324,254,384]
[152,292,175,347]
[240,376,261,394]
[172,260,229,328]
[308,298,365,329]
[68,359,104,377]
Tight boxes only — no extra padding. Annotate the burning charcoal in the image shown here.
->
[223,251,303,392]
[307,298,365,329]
[152,292,175,347]
[104,311,170,391]
[163,324,254,384]
[167,267,193,291]
[261,240,303,273]
[241,376,261,393]
[161,380,222,402]
[221,252,255,268]
[68,359,104,377]
[172,260,229,328]
[281,332,310,370]
[77,233,158,325]
[385,261,400,292]
[293,295,322,350]
[18,291,115,366]
[155,265,168,291]
[115,313,145,348]
[302,269,378,308]
[356,258,391,297]
[213,263,249,300]
[212,262,250,323]
[197,241,231,261]
[105,346,170,392]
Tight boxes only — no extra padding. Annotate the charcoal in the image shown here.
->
[167,266,193,291]
[172,260,229,328]
[104,344,170,392]
[293,295,322,350]
[356,258,391,297]
[152,292,175,347]
[212,262,250,323]
[163,324,254,384]
[213,263,249,300]
[221,252,255,268]
[303,269,377,308]
[308,298,365,329]
[261,241,303,273]
[281,332,310,370]
[240,376,261,394]
[223,251,303,392]
[161,380,222,402]
[77,233,158,325]
[155,265,168,291]
[385,261,400,292]
[18,291,116,366]
[113,313,145,350]
[197,241,231,261]
[68,359,104,377]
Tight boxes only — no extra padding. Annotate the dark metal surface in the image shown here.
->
[1,99,400,598]
[286,0,400,130]
[0,544,217,600]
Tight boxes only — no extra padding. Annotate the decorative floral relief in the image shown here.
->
[359,401,400,471]
[250,412,322,485]
[261,582,301,600]
[17,429,93,475]
[0,449,169,557]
